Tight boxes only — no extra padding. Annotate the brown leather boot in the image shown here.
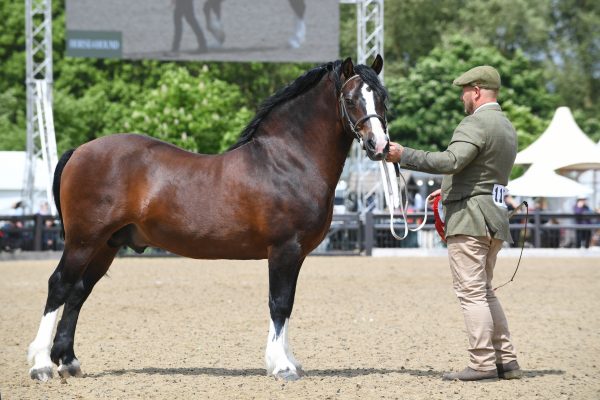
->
[442,367,498,382]
[496,360,522,379]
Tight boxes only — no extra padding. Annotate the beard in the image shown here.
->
[463,98,475,115]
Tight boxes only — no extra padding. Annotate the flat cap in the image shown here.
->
[453,65,501,89]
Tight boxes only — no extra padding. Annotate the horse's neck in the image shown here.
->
[253,82,353,186]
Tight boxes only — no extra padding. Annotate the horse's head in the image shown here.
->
[339,55,389,161]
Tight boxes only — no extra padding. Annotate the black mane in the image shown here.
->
[227,59,388,151]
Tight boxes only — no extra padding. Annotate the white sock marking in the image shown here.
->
[265,318,302,376]
[28,309,59,372]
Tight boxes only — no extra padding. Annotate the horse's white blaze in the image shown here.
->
[28,309,59,373]
[265,318,302,375]
[361,84,388,153]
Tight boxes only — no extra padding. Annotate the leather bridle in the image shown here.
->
[338,75,387,144]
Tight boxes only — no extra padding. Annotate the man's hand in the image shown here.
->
[428,189,442,204]
[385,142,404,163]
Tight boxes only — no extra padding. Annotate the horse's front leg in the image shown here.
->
[265,241,305,381]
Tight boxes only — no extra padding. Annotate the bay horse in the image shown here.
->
[28,56,389,381]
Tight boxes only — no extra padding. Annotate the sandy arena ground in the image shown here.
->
[1,255,599,399]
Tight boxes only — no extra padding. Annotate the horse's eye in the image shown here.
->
[345,97,355,107]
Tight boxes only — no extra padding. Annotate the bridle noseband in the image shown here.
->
[338,75,387,144]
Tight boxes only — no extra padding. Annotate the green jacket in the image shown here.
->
[400,103,517,242]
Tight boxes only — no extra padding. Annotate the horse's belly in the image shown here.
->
[171,238,269,260]
[144,226,270,260]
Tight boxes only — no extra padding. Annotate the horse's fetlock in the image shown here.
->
[27,341,47,364]
[58,358,82,378]
[50,341,72,366]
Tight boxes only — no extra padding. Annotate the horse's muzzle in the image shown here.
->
[364,136,389,161]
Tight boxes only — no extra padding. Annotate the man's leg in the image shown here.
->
[485,237,521,379]
[172,2,184,51]
[485,238,518,364]
[181,0,207,51]
[447,235,497,372]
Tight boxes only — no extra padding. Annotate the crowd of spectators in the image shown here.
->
[504,195,599,249]
[1,201,60,252]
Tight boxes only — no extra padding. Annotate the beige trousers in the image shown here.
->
[447,235,518,371]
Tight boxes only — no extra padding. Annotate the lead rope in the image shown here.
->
[493,201,528,291]
[380,160,429,240]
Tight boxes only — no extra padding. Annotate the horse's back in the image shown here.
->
[77,133,201,161]
[69,133,220,177]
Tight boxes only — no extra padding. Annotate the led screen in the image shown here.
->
[66,0,339,62]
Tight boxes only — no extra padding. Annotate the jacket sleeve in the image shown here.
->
[399,116,484,174]
[399,141,479,174]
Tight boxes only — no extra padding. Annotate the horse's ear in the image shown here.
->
[371,54,383,75]
[342,57,355,79]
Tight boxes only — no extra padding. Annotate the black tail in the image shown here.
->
[53,149,76,239]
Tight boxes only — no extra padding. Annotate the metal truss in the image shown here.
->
[24,0,57,214]
[340,0,386,212]
[340,0,384,79]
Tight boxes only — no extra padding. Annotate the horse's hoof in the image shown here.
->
[58,359,83,378]
[274,368,301,381]
[30,366,53,382]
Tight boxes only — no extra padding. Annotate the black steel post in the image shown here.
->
[33,214,43,251]
[534,209,541,248]
[364,211,374,256]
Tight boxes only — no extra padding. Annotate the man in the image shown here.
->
[573,196,592,248]
[386,66,522,381]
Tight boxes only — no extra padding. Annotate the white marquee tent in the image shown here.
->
[513,107,600,207]
[515,107,600,171]
[507,162,593,198]
[0,151,49,215]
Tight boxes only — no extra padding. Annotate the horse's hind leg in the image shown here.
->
[265,240,305,381]
[28,251,79,381]
[52,244,118,379]
[28,244,115,381]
